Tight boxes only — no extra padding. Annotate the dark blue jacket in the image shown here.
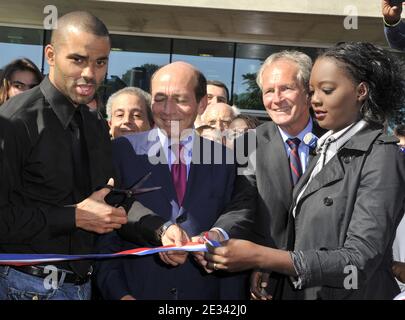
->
[95,129,247,300]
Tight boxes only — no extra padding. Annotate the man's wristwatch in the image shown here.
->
[157,220,175,241]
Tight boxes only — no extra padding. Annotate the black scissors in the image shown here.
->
[104,172,161,205]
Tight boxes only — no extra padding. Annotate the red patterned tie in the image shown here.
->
[171,144,187,206]
[286,138,302,186]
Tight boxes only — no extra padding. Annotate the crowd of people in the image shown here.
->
[0,2,404,300]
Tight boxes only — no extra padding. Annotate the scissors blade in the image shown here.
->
[130,186,162,195]
[131,172,152,190]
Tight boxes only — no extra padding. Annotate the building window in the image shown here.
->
[234,43,319,112]
[0,26,44,73]
[172,38,234,101]
[105,34,171,96]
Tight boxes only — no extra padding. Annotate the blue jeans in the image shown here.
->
[0,266,91,300]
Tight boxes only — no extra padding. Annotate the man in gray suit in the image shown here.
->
[197,51,325,299]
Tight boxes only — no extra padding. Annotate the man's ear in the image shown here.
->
[197,95,208,115]
[45,44,55,66]
[357,82,369,103]
[108,121,113,137]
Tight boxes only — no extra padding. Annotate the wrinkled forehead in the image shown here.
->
[264,60,300,85]
[112,93,146,110]
[205,105,233,119]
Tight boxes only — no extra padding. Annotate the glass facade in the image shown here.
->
[105,34,171,98]
[2,25,404,116]
[234,44,319,111]
[172,38,234,101]
[0,26,44,73]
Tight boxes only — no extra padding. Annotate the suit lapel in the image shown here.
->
[292,119,326,198]
[259,123,293,211]
[294,154,345,210]
[308,120,326,162]
[147,144,177,205]
[182,135,205,210]
[308,144,317,162]
[182,162,196,210]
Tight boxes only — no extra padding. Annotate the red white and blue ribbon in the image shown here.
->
[0,242,208,266]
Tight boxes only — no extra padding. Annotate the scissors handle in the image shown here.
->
[103,185,132,197]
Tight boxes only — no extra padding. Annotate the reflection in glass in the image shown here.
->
[106,35,171,95]
[234,43,318,111]
[0,26,43,73]
[172,39,234,101]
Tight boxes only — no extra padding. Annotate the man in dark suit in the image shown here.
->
[197,51,325,299]
[96,61,247,300]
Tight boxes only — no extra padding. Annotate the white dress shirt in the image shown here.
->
[157,127,194,178]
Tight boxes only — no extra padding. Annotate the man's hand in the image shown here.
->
[250,270,273,300]
[75,178,128,234]
[192,229,224,273]
[393,261,405,283]
[382,0,403,25]
[159,224,190,267]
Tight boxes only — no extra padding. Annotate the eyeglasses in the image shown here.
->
[10,80,39,91]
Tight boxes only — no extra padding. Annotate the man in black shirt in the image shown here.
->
[0,11,128,300]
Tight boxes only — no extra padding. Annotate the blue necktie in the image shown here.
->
[286,138,302,186]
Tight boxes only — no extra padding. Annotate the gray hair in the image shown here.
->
[106,87,152,125]
[256,50,313,93]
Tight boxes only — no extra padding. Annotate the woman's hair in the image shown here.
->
[0,58,43,105]
[317,42,405,127]
[231,114,261,130]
